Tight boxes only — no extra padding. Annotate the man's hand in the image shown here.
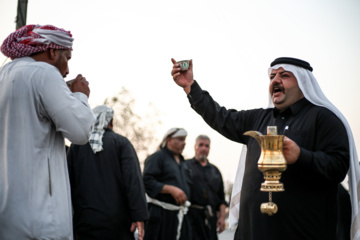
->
[68,74,90,98]
[217,216,226,233]
[171,58,194,94]
[217,203,226,233]
[130,221,144,240]
[283,137,301,164]
[161,185,188,205]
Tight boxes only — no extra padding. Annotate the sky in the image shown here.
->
[0,0,359,183]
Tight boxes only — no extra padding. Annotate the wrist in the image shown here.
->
[184,80,194,94]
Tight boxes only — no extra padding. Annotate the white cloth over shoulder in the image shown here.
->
[0,57,95,239]
[229,64,360,240]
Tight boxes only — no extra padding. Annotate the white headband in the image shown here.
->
[160,128,187,148]
[31,28,74,48]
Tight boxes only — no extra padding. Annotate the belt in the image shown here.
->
[147,195,191,240]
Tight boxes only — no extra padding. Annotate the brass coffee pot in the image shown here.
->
[244,126,287,216]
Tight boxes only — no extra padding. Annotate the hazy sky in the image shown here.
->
[1,0,359,182]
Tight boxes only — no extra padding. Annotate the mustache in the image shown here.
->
[272,84,284,93]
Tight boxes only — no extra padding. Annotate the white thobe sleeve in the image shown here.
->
[38,67,95,144]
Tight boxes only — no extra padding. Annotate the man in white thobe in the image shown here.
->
[0,24,95,239]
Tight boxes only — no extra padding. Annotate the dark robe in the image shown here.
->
[187,81,349,240]
[187,158,227,240]
[67,129,148,240]
[336,184,351,240]
[143,147,192,240]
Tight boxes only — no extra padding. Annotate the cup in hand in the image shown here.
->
[66,79,75,87]
[178,60,190,71]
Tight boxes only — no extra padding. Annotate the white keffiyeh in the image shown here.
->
[89,105,114,153]
[229,64,360,240]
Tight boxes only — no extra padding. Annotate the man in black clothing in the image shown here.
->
[143,128,192,240]
[67,105,148,240]
[170,57,358,240]
[187,135,227,240]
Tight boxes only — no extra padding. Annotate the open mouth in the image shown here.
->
[272,86,284,95]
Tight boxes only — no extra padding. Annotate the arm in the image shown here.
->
[217,203,227,233]
[161,184,187,205]
[39,69,95,144]
[143,152,187,205]
[143,153,166,197]
[171,58,261,144]
[215,168,227,233]
[119,137,148,222]
[285,109,349,183]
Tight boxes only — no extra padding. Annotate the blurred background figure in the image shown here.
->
[187,135,227,240]
[143,128,192,240]
[67,105,147,240]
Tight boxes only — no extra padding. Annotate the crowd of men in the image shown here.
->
[0,24,357,240]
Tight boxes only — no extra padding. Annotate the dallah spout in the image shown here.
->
[243,130,262,146]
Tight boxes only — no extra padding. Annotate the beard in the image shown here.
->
[197,154,208,161]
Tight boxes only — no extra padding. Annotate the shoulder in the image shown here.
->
[146,149,165,161]
[104,130,136,148]
[9,57,62,82]
[108,130,130,142]
[308,104,344,125]
[239,107,273,120]
[22,58,60,76]
[208,161,221,172]
[185,158,197,167]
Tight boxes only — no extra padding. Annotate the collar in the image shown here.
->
[273,98,310,118]
[163,146,184,161]
[193,157,210,167]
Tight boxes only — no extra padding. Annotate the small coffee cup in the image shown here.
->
[66,79,75,87]
[178,60,190,71]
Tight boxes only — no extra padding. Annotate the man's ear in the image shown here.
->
[48,48,58,60]
[108,119,113,129]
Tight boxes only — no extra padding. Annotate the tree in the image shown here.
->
[104,87,161,167]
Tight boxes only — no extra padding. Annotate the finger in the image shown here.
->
[189,59,193,70]
[130,223,136,232]
[138,224,144,239]
[173,72,180,80]
[171,58,177,64]
[138,229,144,240]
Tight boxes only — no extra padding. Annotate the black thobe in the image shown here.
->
[187,81,349,240]
[67,129,148,240]
[336,184,351,240]
[143,147,192,240]
[187,158,227,240]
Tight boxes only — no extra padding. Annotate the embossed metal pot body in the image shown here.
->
[244,131,287,192]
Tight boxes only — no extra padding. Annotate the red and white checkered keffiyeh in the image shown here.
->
[1,24,74,60]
